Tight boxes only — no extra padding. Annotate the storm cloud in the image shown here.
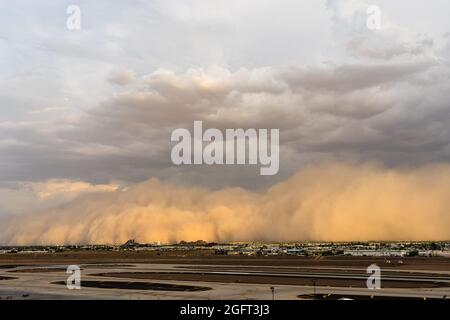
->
[1,0,450,242]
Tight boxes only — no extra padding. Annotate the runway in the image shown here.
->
[1,262,449,300]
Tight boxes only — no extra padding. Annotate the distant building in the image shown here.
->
[286,248,303,255]
[419,250,450,257]
[343,250,407,257]
[121,239,139,249]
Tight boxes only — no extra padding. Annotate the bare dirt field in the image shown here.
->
[0,251,449,271]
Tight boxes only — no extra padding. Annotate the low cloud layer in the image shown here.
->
[2,162,449,245]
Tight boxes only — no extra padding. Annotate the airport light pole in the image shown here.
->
[312,279,317,297]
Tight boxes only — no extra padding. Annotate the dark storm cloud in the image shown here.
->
[1,0,450,197]
[1,56,450,190]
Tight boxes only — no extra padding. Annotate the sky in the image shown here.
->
[1,0,450,243]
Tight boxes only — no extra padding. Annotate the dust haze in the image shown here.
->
[1,162,449,245]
